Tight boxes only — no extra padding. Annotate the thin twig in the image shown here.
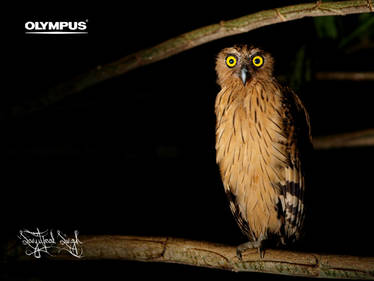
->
[11,0,374,117]
[5,235,374,279]
[313,128,374,149]
[315,72,374,81]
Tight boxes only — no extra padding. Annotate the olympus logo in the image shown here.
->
[25,20,88,34]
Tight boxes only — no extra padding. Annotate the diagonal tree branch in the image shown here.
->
[11,0,374,117]
[5,235,374,279]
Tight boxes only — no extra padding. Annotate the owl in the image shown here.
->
[215,45,312,259]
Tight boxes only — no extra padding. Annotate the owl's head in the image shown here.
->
[215,45,274,87]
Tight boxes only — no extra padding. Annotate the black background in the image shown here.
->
[3,1,374,280]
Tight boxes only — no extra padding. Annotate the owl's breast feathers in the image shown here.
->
[215,79,311,243]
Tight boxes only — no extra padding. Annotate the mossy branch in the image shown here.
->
[10,0,374,117]
[5,235,374,279]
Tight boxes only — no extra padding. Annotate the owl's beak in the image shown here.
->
[240,67,249,85]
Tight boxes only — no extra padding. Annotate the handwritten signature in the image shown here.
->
[18,228,83,259]
[56,230,83,258]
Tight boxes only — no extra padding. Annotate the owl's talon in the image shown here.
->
[236,248,243,260]
[236,239,264,259]
[258,247,265,259]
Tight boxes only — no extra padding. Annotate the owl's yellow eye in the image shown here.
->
[225,55,237,68]
[252,55,264,67]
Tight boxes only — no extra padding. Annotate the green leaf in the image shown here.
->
[339,15,374,48]
[314,16,338,39]
[290,46,306,90]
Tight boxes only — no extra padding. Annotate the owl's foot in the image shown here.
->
[236,236,266,259]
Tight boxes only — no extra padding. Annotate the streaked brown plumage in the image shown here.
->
[215,45,312,258]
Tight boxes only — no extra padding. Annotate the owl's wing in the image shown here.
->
[279,88,312,241]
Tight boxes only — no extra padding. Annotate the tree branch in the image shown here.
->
[5,235,374,279]
[313,128,374,149]
[11,0,374,117]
